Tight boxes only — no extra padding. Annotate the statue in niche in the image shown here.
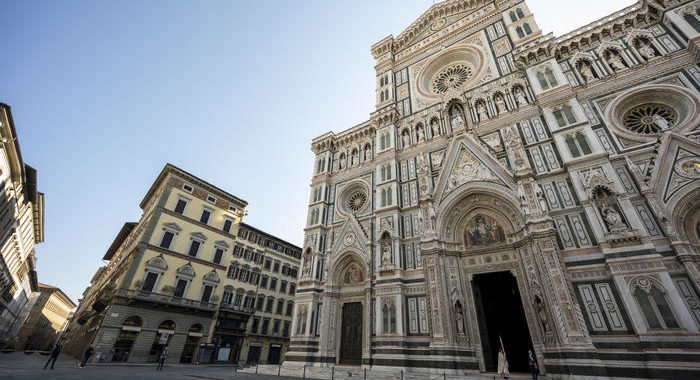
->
[302,250,312,277]
[578,60,596,82]
[637,39,657,60]
[652,114,670,131]
[494,94,507,114]
[338,154,345,170]
[416,125,425,141]
[534,295,549,332]
[451,106,465,127]
[607,51,626,71]
[430,119,440,136]
[517,185,529,215]
[351,149,358,166]
[534,185,548,213]
[454,300,465,334]
[428,202,438,236]
[514,86,528,106]
[601,205,626,231]
[402,130,411,148]
[364,145,372,161]
[476,102,489,121]
[593,187,628,232]
[416,209,425,235]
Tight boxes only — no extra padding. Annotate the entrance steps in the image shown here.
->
[246,364,549,380]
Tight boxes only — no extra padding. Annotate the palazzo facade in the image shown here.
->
[289,1,700,379]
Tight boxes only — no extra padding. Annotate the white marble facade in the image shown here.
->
[289,1,700,379]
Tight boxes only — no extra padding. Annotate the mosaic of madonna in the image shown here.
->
[464,214,507,247]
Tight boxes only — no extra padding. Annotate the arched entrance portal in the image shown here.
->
[331,257,367,366]
[473,271,534,373]
[339,302,363,364]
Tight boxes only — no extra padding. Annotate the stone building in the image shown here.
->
[289,1,700,379]
[14,283,75,350]
[0,103,45,345]
[63,164,300,365]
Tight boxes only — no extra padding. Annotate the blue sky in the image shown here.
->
[0,0,633,303]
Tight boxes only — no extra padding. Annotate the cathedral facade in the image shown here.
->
[289,1,700,379]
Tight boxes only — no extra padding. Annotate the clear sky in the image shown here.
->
[0,0,634,303]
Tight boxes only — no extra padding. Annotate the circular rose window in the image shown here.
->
[431,64,474,93]
[346,191,367,212]
[622,104,677,134]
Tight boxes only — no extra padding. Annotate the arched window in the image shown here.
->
[380,77,384,86]
[384,75,388,84]
[384,89,389,100]
[158,320,176,330]
[387,187,392,205]
[380,91,385,102]
[516,26,525,38]
[380,133,387,150]
[632,283,680,330]
[509,11,517,22]
[523,23,532,35]
[553,105,576,127]
[381,189,387,207]
[516,8,524,19]
[544,67,558,87]
[537,71,549,90]
[382,301,397,333]
[123,315,143,327]
[684,13,700,32]
[189,324,203,333]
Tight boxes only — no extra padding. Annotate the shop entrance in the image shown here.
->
[473,271,534,373]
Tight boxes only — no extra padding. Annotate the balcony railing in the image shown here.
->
[218,302,255,314]
[118,289,217,311]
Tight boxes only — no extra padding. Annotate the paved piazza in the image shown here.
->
[0,352,298,380]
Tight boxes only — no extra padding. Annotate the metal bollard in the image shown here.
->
[401,370,404,380]
[304,365,307,378]
[278,363,281,376]
[332,366,335,380]
[364,368,367,380]
[443,372,446,380]
[256,361,259,374]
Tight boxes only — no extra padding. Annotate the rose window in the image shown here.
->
[622,104,677,134]
[346,191,368,212]
[431,64,474,93]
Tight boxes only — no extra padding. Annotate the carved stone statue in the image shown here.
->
[638,40,657,60]
[451,109,465,127]
[381,239,393,266]
[338,155,345,170]
[535,297,549,332]
[601,205,627,231]
[514,87,528,106]
[455,302,465,334]
[416,209,424,235]
[494,95,507,114]
[402,132,410,147]
[535,185,548,213]
[428,202,437,236]
[431,120,440,136]
[607,52,626,71]
[302,251,312,277]
[579,61,596,82]
[364,146,372,161]
[652,114,670,131]
[416,126,425,141]
[477,102,489,121]
[351,150,358,166]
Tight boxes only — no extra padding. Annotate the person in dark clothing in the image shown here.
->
[43,344,62,370]
[156,347,168,371]
[79,346,94,368]
[528,349,539,380]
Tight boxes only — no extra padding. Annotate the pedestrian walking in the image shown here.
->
[79,346,94,368]
[43,343,62,370]
[156,347,168,371]
[497,347,509,379]
[528,349,539,380]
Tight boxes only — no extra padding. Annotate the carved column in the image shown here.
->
[423,250,449,346]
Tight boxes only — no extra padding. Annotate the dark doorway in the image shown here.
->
[339,302,362,365]
[246,345,261,364]
[267,344,282,364]
[473,271,534,373]
[179,336,200,363]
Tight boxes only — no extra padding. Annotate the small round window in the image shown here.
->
[346,190,368,213]
[622,104,677,134]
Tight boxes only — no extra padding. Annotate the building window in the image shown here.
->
[159,231,175,249]
[256,295,265,311]
[234,293,243,307]
[182,183,194,193]
[276,299,284,314]
[227,265,240,279]
[382,302,397,334]
[174,198,188,215]
[566,132,592,158]
[553,105,576,127]
[206,195,217,204]
[173,278,189,298]
[684,13,700,32]
[251,317,260,334]
[516,26,524,38]
[188,239,202,257]
[633,283,680,330]
[265,297,274,313]
[200,208,212,224]
[261,319,270,335]
[239,269,249,282]
[509,11,517,22]
[516,8,524,18]
[244,295,254,309]
[280,281,287,294]
[260,275,268,289]
[222,219,233,233]
[264,258,272,270]
[283,321,290,337]
[200,284,214,303]
[286,301,294,316]
[270,277,278,291]
[523,23,532,34]
[273,262,280,273]
[222,288,233,304]
[141,272,159,292]
[289,283,296,295]
[273,319,281,334]
[212,247,225,264]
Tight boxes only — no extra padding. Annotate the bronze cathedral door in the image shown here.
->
[339,302,362,365]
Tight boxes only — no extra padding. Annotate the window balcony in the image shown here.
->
[219,302,255,314]
[119,289,216,311]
